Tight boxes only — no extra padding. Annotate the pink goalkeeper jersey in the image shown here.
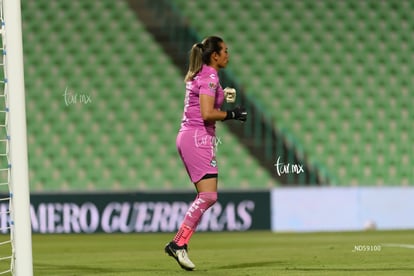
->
[179,64,225,132]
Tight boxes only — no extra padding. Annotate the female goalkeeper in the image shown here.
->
[164,36,247,271]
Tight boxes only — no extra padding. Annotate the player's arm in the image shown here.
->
[200,94,226,122]
[200,94,247,122]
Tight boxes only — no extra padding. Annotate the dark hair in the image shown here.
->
[184,36,224,82]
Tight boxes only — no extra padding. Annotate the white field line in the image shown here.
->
[381,243,414,249]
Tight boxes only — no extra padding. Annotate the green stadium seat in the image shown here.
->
[20,0,414,190]
[22,0,277,192]
[173,0,413,186]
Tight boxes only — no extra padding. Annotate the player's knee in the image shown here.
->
[199,191,218,207]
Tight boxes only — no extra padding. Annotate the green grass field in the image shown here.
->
[31,230,414,276]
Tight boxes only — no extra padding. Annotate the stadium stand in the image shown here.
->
[21,0,278,191]
[172,0,413,186]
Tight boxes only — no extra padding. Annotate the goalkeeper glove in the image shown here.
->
[223,87,236,103]
[223,106,247,122]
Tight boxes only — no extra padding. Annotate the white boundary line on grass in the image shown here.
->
[381,243,414,249]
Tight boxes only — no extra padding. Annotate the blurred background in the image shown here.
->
[22,0,412,193]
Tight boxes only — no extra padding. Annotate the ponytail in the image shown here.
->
[184,36,224,82]
[184,43,204,82]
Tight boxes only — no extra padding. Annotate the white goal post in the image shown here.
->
[3,0,33,275]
